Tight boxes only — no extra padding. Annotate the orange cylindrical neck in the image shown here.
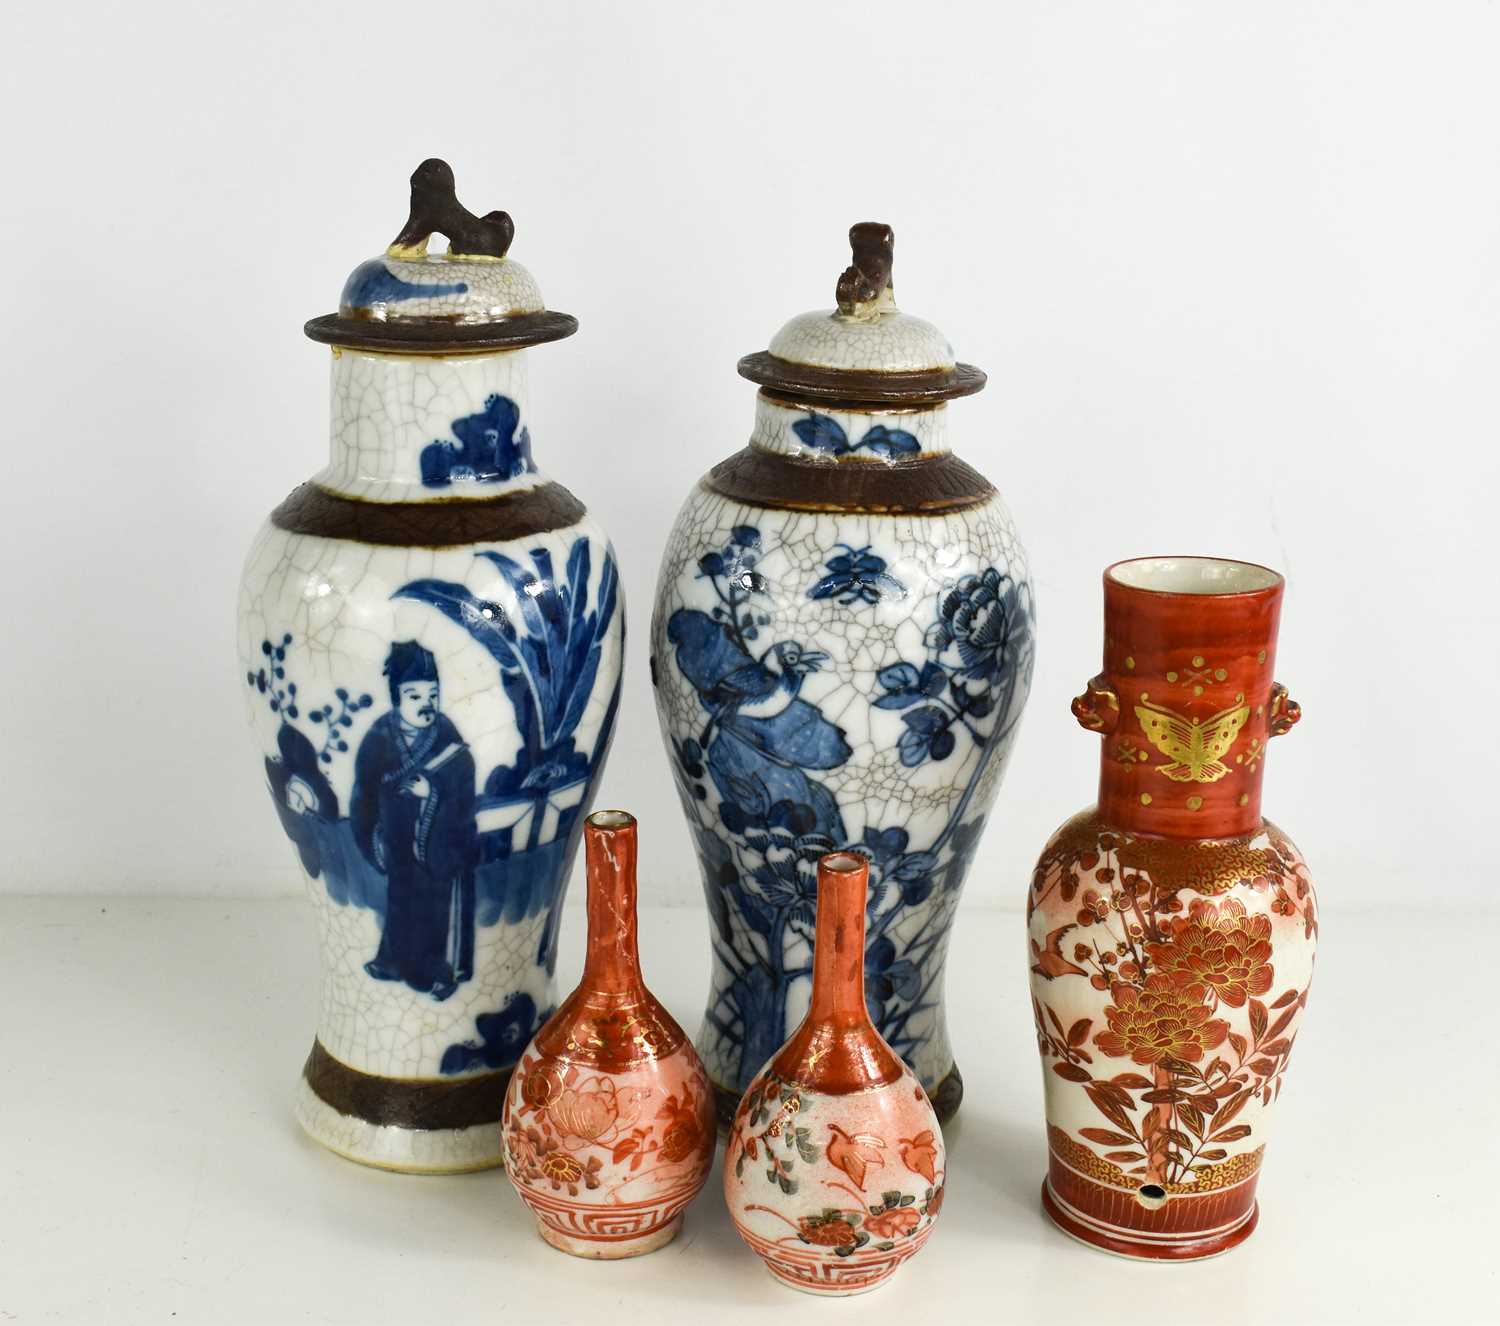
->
[1096,569,1283,839]
[808,860,869,1023]
[772,855,903,1090]
[580,814,643,995]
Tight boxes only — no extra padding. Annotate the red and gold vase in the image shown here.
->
[725,853,945,1296]
[502,811,715,1258]
[1028,557,1316,1260]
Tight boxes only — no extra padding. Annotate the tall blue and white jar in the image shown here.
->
[651,225,1034,1125]
[237,161,624,1172]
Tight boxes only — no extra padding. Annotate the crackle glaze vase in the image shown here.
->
[724,852,945,1297]
[650,224,1034,1126]
[503,811,715,1258]
[1028,557,1316,1259]
[237,160,623,1173]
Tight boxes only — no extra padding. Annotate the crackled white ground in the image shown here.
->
[751,396,950,461]
[240,515,621,1083]
[650,403,1032,1093]
[340,252,545,321]
[316,347,548,503]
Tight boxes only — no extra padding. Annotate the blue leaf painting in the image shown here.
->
[791,414,850,455]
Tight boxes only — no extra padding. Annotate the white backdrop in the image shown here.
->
[1,0,1495,910]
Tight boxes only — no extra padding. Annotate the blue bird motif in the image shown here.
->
[667,610,849,840]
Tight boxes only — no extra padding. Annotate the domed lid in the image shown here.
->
[738,223,985,405]
[304,158,577,353]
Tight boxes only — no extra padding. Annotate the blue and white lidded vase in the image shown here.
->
[650,224,1035,1125]
[237,160,624,1173]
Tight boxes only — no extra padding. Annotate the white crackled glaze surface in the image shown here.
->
[315,348,545,502]
[768,306,954,372]
[238,345,623,1171]
[650,411,1033,1096]
[293,1078,503,1173]
[750,395,949,460]
[340,253,545,322]
[239,513,620,1076]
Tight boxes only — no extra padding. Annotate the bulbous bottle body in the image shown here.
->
[723,852,946,1296]
[502,812,716,1258]
[651,395,1033,1125]
[723,1060,945,1295]
[238,343,623,1173]
[1028,809,1316,1259]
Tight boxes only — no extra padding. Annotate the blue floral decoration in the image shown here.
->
[808,545,907,606]
[876,569,1031,767]
[791,413,921,459]
[664,522,1034,1085]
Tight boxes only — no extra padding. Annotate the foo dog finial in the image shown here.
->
[387,158,515,261]
[835,222,895,316]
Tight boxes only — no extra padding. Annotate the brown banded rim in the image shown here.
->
[705,447,995,514]
[737,351,986,405]
[304,310,578,353]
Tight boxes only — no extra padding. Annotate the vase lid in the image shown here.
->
[304,158,578,354]
[738,223,986,406]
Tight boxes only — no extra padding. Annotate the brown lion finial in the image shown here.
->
[387,158,515,261]
[835,222,895,314]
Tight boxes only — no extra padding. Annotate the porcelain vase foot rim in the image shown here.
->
[292,1077,503,1173]
[765,1265,892,1297]
[535,1214,683,1260]
[1040,1178,1259,1262]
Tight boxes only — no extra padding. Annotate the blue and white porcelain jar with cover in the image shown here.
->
[650,224,1035,1125]
[237,160,623,1173]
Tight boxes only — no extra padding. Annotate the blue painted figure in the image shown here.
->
[351,642,478,1001]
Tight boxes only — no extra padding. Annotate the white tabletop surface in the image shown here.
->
[2,895,1493,1325]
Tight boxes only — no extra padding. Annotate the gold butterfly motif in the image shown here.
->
[1133,696,1249,783]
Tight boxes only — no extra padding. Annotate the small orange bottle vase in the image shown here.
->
[501,810,715,1258]
[724,852,946,1295]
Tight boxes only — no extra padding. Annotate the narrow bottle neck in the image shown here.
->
[580,817,642,996]
[315,347,547,502]
[750,392,949,461]
[807,865,869,1024]
[771,855,903,1089]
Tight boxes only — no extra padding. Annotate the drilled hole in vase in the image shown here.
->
[1136,1183,1168,1210]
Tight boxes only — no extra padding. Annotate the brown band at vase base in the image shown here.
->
[270,482,586,548]
[704,448,995,515]
[302,1040,510,1132]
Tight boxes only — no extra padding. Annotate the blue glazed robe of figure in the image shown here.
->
[352,709,478,1000]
